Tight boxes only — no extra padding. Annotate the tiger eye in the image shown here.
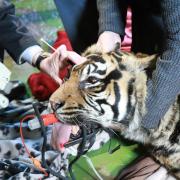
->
[87,77,99,84]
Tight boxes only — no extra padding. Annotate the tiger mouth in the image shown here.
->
[55,112,102,128]
[54,112,85,125]
[52,112,100,150]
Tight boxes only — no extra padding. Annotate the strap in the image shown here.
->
[32,52,50,70]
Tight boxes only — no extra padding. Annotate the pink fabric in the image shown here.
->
[121,8,132,52]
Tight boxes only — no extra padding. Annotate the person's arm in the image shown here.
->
[0,0,42,64]
[96,0,128,52]
[142,0,180,129]
[97,0,127,37]
[0,1,86,85]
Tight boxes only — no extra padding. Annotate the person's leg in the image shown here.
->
[116,156,161,180]
[131,1,165,55]
[54,0,98,53]
[116,156,176,180]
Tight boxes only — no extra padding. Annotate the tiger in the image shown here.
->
[50,44,180,179]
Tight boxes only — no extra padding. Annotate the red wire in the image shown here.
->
[20,114,35,157]
[20,114,48,177]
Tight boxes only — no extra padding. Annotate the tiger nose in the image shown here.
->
[50,101,65,112]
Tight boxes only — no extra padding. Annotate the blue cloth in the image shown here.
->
[54,0,86,43]
[54,0,98,53]
[0,0,38,64]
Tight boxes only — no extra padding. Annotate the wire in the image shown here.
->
[68,126,98,180]
[32,102,68,180]
[20,115,35,157]
[20,114,48,177]
[68,126,87,180]
[83,155,103,180]
[103,128,121,154]
[20,102,102,179]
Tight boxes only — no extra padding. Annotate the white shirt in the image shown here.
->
[19,45,43,64]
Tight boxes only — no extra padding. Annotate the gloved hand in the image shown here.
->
[96,31,121,53]
[32,45,86,85]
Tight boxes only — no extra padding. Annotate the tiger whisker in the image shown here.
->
[107,128,120,138]
[84,118,102,126]
[87,118,122,131]
[55,113,66,123]
[110,122,122,128]
[60,114,120,138]
[70,117,79,126]
[74,116,88,129]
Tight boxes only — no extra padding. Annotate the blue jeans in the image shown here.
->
[54,0,165,54]
[54,0,98,53]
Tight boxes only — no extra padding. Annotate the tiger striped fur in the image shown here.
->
[50,44,180,179]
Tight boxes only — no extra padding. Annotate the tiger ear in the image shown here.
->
[136,53,157,69]
[121,53,157,71]
[82,44,102,57]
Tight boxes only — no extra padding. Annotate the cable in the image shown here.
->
[20,114,48,177]
[68,126,98,180]
[32,102,68,180]
[103,128,121,154]
[83,155,103,180]
[20,102,103,179]
[68,126,87,180]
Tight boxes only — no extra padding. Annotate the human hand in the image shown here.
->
[33,45,86,85]
[97,31,121,53]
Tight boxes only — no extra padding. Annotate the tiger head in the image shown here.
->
[50,44,156,129]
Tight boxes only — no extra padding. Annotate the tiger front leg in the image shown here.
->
[154,151,180,179]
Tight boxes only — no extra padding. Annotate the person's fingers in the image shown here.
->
[53,52,61,73]
[96,41,102,51]
[58,45,68,62]
[41,54,62,85]
[55,44,86,65]
[40,44,86,84]
[52,74,62,85]
[67,51,86,65]
[56,44,67,52]
[97,31,121,53]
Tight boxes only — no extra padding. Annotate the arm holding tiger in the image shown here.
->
[96,0,180,129]
[0,1,85,85]
[96,0,127,52]
[141,0,180,128]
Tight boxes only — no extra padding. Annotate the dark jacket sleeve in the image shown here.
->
[0,0,38,64]
[96,0,127,39]
[142,0,180,129]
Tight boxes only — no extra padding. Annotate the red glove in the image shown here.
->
[28,73,59,101]
[53,30,73,51]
